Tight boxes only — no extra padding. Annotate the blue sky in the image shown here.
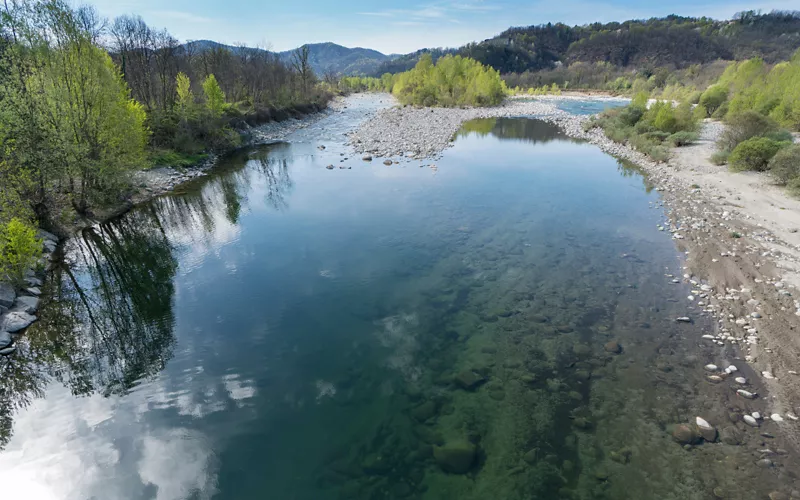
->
[90,0,798,54]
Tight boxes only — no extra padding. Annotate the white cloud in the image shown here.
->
[153,10,213,24]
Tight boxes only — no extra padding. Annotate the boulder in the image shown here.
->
[0,283,15,309]
[362,154,373,161]
[2,311,37,333]
[433,440,476,474]
[720,426,743,445]
[0,346,16,356]
[37,229,59,242]
[454,370,485,390]
[410,400,438,422]
[672,424,699,445]
[0,331,11,349]
[14,296,39,314]
[696,417,717,442]
[383,160,392,166]
[604,341,622,354]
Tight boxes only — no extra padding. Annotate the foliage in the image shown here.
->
[391,54,508,107]
[768,145,800,184]
[667,131,699,146]
[0,218,42,286]
[710,150,730,165]
[698,85,728,117]
[728,137,787,172]
[718,111,780,151]
[713,52,800,130]
[149,149,208,169]
[202,74,226,118]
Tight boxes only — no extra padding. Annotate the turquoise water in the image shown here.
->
[0,108,785,499]
[556,99,629,115]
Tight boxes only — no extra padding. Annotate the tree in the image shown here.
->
[291,44,314,97]
[202,74,225,118]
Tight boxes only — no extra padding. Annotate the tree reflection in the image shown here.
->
[457,117,576,144]
[0,143,297,449]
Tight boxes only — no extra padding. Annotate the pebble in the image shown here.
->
[704,364,718,372]
[676,317,692,323]
[735,377,747,384]
[737,389,757,399]
[744,415,759,427]
[771,414,784,422]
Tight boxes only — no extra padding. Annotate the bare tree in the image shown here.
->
[291,44,314,97]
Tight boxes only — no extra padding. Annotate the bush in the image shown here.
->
[633,120,655,134]
[629,134,669,162]
[728,137,786,172]
[668,131,699,146]
[0,218,42,286]
[642,131,670,143]
[718,111,779,151]
[768,145,800,184]
[710,151,730,165]
[699,85,728,116]
[392,54,507,107]
[789,177,800,197]
[618,105,645,126]
[764,129,795,143]
[150,149,209,169]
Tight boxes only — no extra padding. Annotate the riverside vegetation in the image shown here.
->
[0,0,330,280]
[588,48,800,192]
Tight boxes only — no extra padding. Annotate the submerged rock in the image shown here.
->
[383,159,392,166]
[696,417,717,442]
[0,331,11,349]
[454,370,486,390]
[0,346,15,356]
[410,400,438,422]
[433,440,476,474]
[604,341,622,354]
[720,426,743,445]
[672,424,699,445]
[362,154,373,161]
[1,311,36,333]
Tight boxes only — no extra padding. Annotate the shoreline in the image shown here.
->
[350,95,800,450]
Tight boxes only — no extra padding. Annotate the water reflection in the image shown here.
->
[457,117,576,144]
[0,145,295,449]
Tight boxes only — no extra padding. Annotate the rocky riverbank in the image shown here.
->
[349,95,800,456]
[0,229,60,356]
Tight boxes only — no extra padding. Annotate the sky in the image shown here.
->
[88,0,799,54]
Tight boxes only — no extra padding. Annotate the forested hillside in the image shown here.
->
[373,11,800,77]
[277,43,390,76]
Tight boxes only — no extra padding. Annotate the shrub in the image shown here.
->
[629,135,669,162]
[728,137,786,172]
[699,85,728,116]
[764,129,795,143]
[710,150,730,165]
[642,131,670,143]
[618,105,645,126]
[633,120,655,134]
[789,177,800,197]
[768,145,800,185]
[668,131,699,146]
[0,218,42,286]
[718,111,779,151]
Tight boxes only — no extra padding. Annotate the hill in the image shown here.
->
[277,42,390,76]
[373,11,800,76]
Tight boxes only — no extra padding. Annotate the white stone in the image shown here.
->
[744,415,759,427]
[704,364,718,372]
[752,412,761,419]
[762,371,775,379]
[737,389,757,399]
[771,414,784,422]
[735,377,747,384]
[696,416,713,430]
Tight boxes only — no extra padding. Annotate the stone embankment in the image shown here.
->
[0,229,60,356]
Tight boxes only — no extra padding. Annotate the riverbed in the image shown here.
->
[0,94,795,499]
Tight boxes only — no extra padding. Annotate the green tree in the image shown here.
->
[0,218,42,286]
[728,137,786,172]
[175,72,194,119]
[202,74,226,119]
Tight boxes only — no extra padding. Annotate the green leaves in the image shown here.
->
[392,55,507,107]
[0,218,42,286]
[202,74,226,119]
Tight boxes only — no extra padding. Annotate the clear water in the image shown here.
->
[0,103,786,499]
[555,99,629,115]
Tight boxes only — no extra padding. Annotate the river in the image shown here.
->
[0,95,789,499]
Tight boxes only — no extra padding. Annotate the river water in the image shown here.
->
[0,96,789,499]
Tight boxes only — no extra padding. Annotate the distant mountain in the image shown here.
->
[182,40,392,76]
[278,43,391,76]
[374,10,800,76]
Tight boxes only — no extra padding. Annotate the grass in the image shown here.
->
[149,149,209,169]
